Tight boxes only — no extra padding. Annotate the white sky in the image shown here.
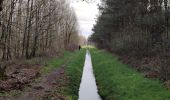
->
[71,0,100,38]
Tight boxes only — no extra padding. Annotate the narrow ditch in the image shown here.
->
[78,50,101,100]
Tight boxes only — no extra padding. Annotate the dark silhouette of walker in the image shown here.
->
[79,45,81,50]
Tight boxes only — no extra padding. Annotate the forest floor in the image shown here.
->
[0,50,86,100]
[14,66,68,100]
[90,48,170,100]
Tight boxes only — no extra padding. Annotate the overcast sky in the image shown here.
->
[71,0,100,38]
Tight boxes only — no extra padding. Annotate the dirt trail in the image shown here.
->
[14,66,67,100]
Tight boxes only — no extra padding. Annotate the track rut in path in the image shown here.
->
[14,66,68,100]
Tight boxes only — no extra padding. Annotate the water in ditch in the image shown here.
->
[78,50,101,100]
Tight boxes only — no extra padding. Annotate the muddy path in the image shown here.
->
[13,66,68,100]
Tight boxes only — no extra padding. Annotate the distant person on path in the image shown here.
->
[79,45,81,50]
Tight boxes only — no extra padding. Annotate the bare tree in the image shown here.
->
[0,0,80,60]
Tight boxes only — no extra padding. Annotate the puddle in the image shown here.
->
[78,50,101,100]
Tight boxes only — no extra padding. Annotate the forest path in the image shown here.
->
[15,65,67,100]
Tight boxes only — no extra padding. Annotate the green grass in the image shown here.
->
[90,48,170,100]
[40,49,86,100]
[43,49,86,100]
[65,49,86,100]
[41,51,71,74]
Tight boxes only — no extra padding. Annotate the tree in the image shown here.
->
[91,0,169,52]
[0,0,3,11]
[0,0,80,60]
[90,0,170,80]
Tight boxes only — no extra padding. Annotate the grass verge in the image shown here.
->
[90,48,170,100]
[65,49,86,100]
[40,51,72,75]
[42,49,86,100]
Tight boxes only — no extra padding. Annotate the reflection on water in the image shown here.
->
[78,50,101,100]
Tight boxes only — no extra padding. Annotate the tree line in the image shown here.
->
[90,0,170,81]
[0,0,80,61]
